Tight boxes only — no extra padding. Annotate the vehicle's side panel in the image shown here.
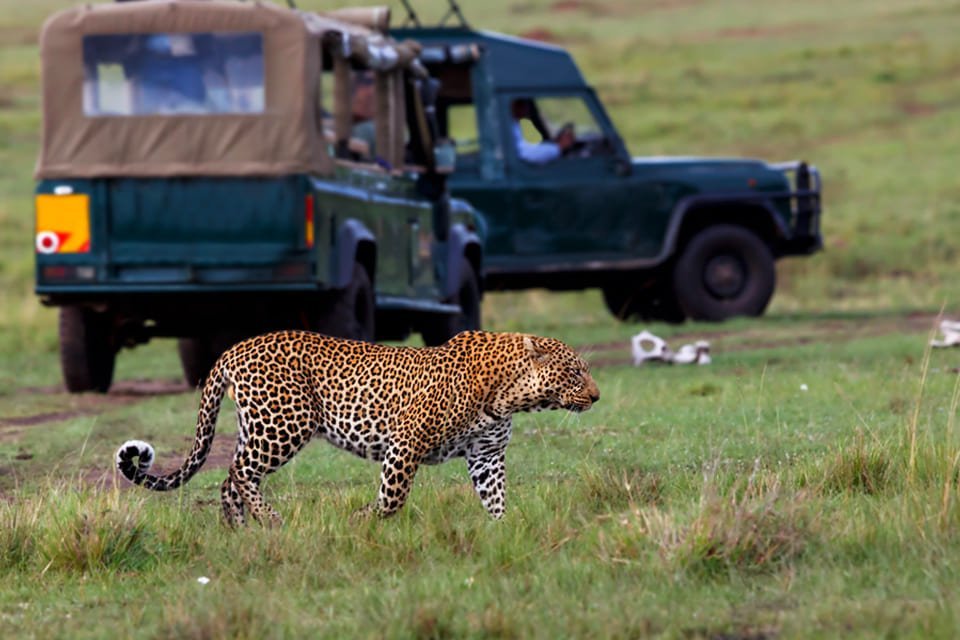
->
[310,169,437,299]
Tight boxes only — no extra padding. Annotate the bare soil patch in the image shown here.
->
[899,101,938,117]
[683,21,814,44]
[2,379,192,429]
[519,28,559,43]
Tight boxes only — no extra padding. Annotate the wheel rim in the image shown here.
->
[703,254,746,299]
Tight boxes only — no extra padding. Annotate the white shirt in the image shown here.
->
[513,122,560,164]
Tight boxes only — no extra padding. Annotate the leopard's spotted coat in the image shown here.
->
[116,330,599,525]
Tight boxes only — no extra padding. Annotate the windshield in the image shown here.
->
[82,32,264,116]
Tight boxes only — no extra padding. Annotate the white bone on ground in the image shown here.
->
[631,331,672,365]
[931,319,960,348]
[672,340,712,365]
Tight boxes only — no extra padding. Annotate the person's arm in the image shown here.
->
[514,122,560,164]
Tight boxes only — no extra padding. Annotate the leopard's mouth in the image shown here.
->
[563,397,594,413]
[562,386,600,412]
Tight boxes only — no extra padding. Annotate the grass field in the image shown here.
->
[3,0,960,637]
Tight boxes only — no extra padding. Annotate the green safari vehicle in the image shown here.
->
[34,0,484,393]
[394,7,822,323]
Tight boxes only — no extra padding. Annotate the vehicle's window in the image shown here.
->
[509,94,608,165]
[437,102,479,172]
[446,104,479,155]
[533,95,602,138]
[317,65,333,138]
[82,32,264,116]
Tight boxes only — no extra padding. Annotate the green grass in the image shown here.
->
[4,0,960,637]
[4,318,960,637]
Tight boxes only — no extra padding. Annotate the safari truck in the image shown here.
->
[34,0,484,393]
[393,6,822,323]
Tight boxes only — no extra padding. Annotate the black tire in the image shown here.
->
[672,224,775,322]
[325,263,375,341]
[178,334,245,388]
[421,258,481,346]
[59,306,116,393]
[602,281,685,324]
[177,338,217,388]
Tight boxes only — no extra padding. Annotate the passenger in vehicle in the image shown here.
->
[350,72,377,158]
[510,98,573,164]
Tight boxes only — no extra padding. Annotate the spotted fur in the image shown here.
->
[115,330,600,526]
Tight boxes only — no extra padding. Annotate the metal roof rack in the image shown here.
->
[399,0,469,29]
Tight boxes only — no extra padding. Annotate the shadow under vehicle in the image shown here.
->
[34,0,484,392]
[393,2,822,324]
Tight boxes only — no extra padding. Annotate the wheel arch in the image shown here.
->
[335,219,377,288]
[446,223,483,299]
[664,196,788,260]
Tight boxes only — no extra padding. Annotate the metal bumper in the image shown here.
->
[770,160,823,254]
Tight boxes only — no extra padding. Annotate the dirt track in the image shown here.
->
[0,311,948,485]
[585,311,939,367]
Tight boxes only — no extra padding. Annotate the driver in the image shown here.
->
[510,98,574,164]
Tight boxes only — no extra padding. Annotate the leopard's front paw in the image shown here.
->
[349,502,378,523]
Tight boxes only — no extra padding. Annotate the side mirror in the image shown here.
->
[433,139,457,174]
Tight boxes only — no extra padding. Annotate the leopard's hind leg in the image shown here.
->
[229,463,282,527]
[218,386,255,527]
[225,376,319,527]
[220,477,245,527]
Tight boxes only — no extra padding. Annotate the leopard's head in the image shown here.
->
[518,334,600,413]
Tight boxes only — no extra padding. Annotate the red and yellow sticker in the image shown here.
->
[35,194,90,254]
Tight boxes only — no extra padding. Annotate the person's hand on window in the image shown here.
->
[555,123,575,153]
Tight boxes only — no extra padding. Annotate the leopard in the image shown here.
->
[115,330,600,526]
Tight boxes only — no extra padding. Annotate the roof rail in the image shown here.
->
[399,0,421,27]
[399,0,469,29]
[438,0,469,28]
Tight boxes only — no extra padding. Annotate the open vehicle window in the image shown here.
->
[534,95,602,138]
[446,104,478,152]
[82,32,264,116]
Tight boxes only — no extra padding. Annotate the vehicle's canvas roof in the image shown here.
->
[35,0,408,179]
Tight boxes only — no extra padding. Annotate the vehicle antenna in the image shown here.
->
[399,0,422,27]
[439,0,469,28]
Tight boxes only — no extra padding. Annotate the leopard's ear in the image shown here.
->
[523,335,552,364]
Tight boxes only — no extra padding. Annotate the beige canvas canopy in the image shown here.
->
[35,0,423,179]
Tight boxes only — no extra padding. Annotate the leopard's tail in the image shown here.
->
[115,358,229,492]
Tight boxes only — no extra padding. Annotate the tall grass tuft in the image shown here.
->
[820,432,893,496]
[907,312,942,482]
[0,498,40,571]
[578,465,663,513]
[38,488,156,573]
[636,461,816,577]
[0,482,167,575]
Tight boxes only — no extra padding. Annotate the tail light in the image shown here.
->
[305,194,315,248]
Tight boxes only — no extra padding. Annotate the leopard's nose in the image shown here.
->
[585,378,600,404]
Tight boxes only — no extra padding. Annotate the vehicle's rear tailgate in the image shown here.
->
[107,176,306,263]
